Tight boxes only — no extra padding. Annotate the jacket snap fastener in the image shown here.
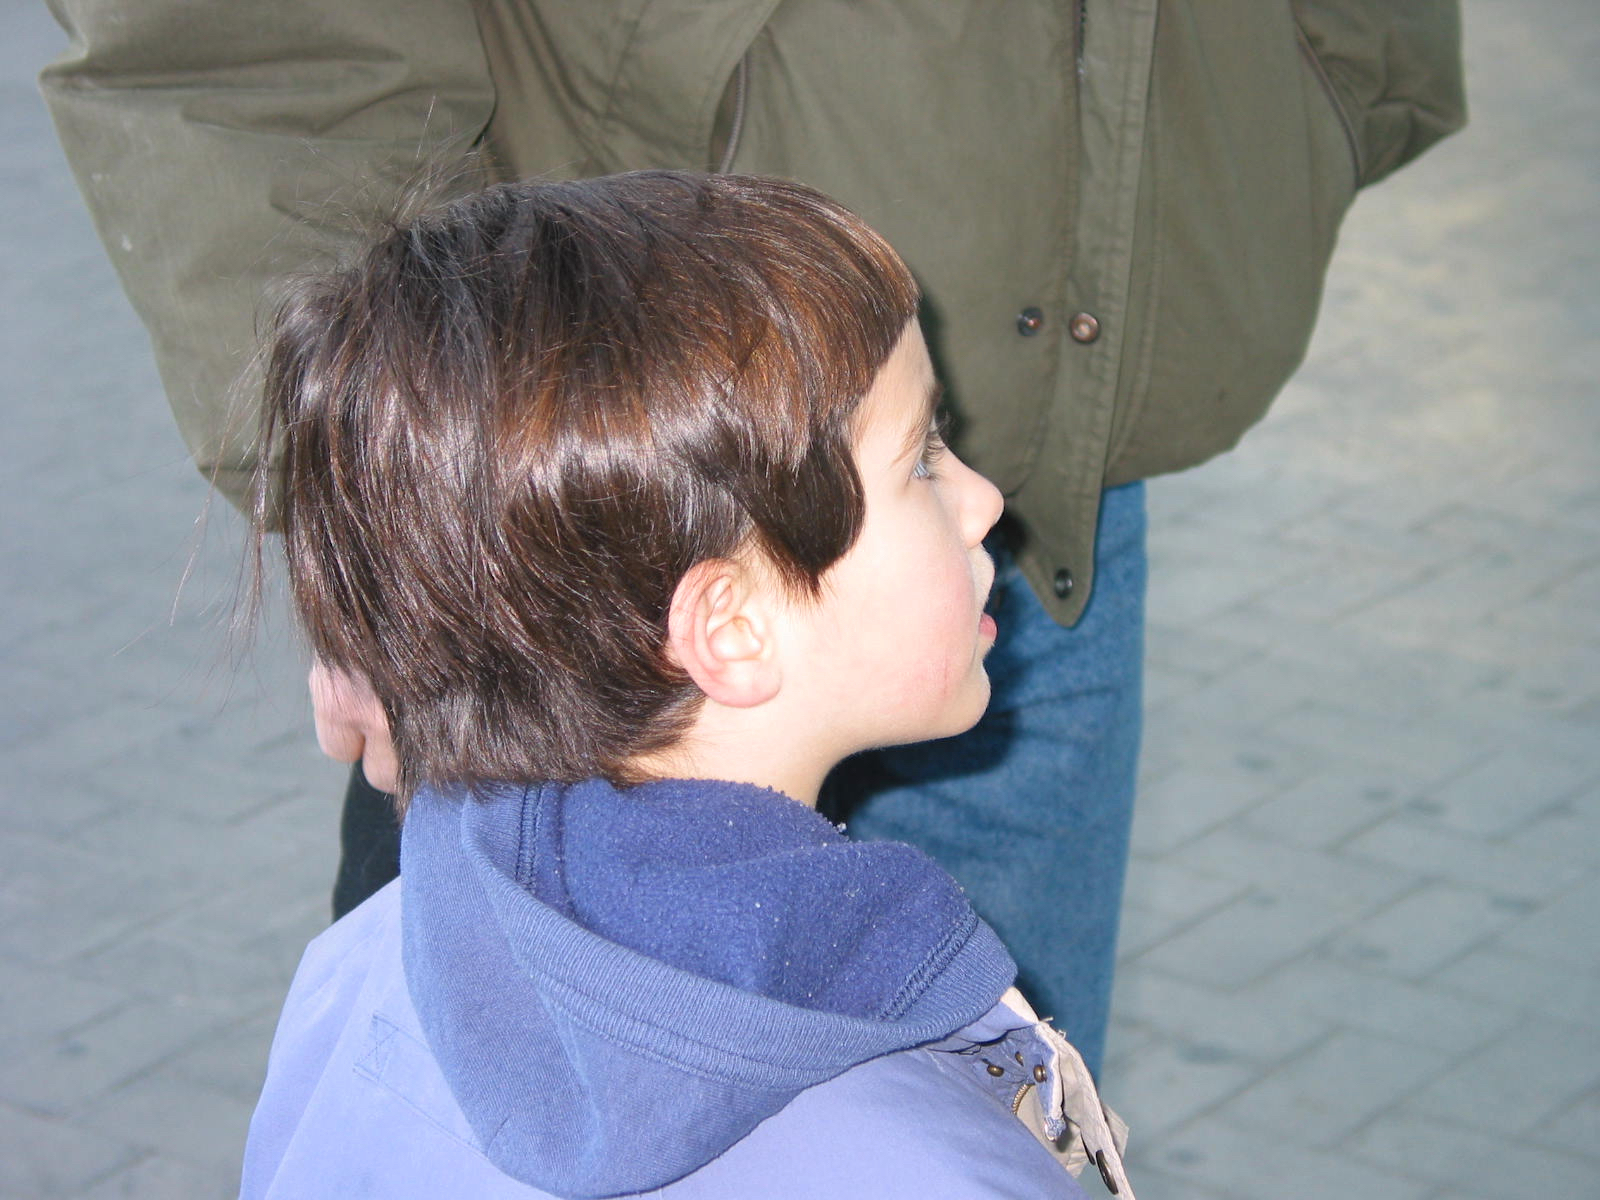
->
[1052,568,1074,598]
[985,1062,1006,1077]
[1068,312,1101,343]
[1032,1064,1047,1083]
[1016,306,1045,336]
[1095,1149,1119,1195]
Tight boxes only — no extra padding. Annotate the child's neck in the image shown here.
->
[631,719,838,810]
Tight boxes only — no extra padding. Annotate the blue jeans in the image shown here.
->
[821,482,1146,1076]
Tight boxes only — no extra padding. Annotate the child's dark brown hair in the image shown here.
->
[258,171,919,802]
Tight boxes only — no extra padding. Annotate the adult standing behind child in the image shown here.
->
[40,0,1464,1076]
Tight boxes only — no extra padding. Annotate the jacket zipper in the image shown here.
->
[1011,1080,1033,1116]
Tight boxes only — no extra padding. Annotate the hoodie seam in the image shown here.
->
[538,974,844,1090]
[879,908,981,1021]
[352,1014,498,1156]
[514,782,540,888]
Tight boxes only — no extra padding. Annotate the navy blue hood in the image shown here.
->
[400,778,1016,1198]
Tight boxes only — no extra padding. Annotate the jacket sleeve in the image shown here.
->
[1292,0,1467,188]
[39,0,497,513]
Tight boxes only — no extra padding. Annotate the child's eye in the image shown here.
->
[913,415,950,480]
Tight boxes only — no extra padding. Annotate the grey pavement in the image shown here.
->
[3,1,1596,1197]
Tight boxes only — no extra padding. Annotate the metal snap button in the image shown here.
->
[1052,567,1074,598]
[1095,1148,1119,1195]
[1016,306,1045,336]
[1068,312,1101,343]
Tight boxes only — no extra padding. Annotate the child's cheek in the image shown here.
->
[912,591,980,694]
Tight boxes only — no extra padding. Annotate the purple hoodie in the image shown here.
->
[240,779,1114,1198]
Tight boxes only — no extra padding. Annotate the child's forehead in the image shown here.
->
[856,323,938,445]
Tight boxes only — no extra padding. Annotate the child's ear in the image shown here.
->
[666,559,782,708]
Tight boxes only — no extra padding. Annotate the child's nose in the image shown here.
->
[958,459,1005,546]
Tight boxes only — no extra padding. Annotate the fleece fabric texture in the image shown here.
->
[400,778,1017,1197]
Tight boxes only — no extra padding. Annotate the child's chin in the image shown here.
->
[875,673,992,750]
[927,681,993,743]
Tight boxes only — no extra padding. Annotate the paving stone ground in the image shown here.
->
[3,1,1596,1197]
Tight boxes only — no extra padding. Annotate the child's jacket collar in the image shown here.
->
[400,777,1018,1197]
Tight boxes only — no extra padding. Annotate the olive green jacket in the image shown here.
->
[41,0,1463,622]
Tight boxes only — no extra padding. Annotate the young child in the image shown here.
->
[241,171,1133,1199]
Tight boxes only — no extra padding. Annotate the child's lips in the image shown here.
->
[974,555,998,642]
